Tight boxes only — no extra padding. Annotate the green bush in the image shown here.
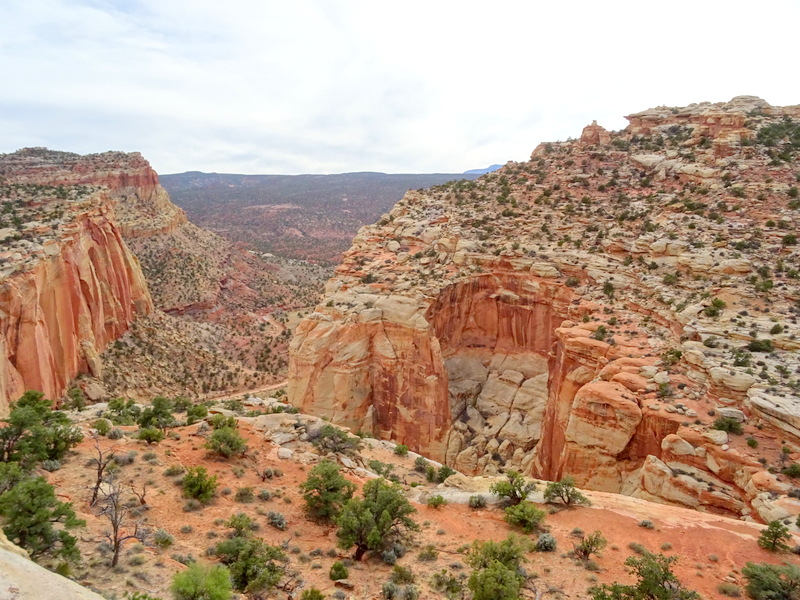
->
[712,417,743,435]
[209,414,237,429]
[543,476,589,506]
[205,427,247,458]
[418,545,438,561]
[329,560,349,581]
[427,494,447,509]
[536,532,557,552]
[311,424,362,456]
[267,511,287,530]
[748,339,774,353]
[214,537,285,594]
[225,512,256,537]
[781,463,800,478]
[153,528,174,549]
[335,478,417,561]
[170,561,232,600]
[574,531,607,561]
[300,590,325,600]
[93,419,111,436]
[0,476,84,563]
[137,427,165,445]
[590,552,698,600]
[742,562,800,600]
[469,494,487,509]
[234,487,255,503]
[300,460,356,523]
[490,470,536,505]
[0,390,83,467]
[504,502,546,533]
[182,466,218,503]
[394,444,409,456]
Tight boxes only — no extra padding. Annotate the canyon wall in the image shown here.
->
[289,97,800,523]
[0,149,155,413]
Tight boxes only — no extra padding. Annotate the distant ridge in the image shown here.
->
[463,164,502,175]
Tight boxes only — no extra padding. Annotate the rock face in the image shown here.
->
[0,149,154,413]
[0,530,105,600]
[289,97,800,520]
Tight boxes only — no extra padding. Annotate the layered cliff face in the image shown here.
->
[289,97,800,521]
[0,149,154,413]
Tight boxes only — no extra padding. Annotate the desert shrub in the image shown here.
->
[543,476,589,506]
[311,424,362,455]
[574,531,607,561]
[468,559,521,600]
[234,487,255,503]
[301,590,325,600]
[781,463,800,478]
[490,470,536,505]
[41,459,61,472]
[267,511,287,530]
[536,532,557,552]
[394,444,409,456]
[137,428,165,445]
[418,545,438,561]
[153,528,174,549]
[391,565,415,584]
[329,560,349,580]
[712,417,743,435]
[469,494,487,509]
[638,520,655,529]
[717,582,741,597]
[748,339,774,353]
[107,427,124,440]
[747,437,759,448]
[413,457,429,473]
[164,465,185,477]
[225,513,256,537]
[170,562,232,600]
[209,414,237,429]
[427,494,447,508]
[93,419,111,436]
[590,552,698,600]
[205,427,247,458]
[504,502,546,533]
[182,466,218,503]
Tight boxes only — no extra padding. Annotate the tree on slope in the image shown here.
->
[335,478,417,560]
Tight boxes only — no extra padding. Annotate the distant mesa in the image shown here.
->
[463,164,503,175]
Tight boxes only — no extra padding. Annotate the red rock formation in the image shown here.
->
[0,200,152,413]
[0,149,155,413]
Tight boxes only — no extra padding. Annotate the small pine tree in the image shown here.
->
[543,476,590,506]
[205,427,247,458]
[183,466,219,503]
[490,470,535,505]
[300,460,356,523]
[757,520,792,552]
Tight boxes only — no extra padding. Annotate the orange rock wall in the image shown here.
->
[0,201,152,414]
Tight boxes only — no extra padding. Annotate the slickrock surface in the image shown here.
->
[289,97,800,522]
[0,148,153,413]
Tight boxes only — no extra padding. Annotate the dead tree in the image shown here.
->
[88,435,116,507]
[129,480,149,506]
[97,480,145,567]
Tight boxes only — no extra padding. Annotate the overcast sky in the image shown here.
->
[1,1,798,175]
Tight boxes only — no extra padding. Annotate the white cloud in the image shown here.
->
[1,0,798,174]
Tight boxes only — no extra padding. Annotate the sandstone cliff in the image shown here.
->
[0,149,155,413]
[289,96,800,522]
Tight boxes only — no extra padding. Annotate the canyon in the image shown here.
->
[289,96,800,523]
